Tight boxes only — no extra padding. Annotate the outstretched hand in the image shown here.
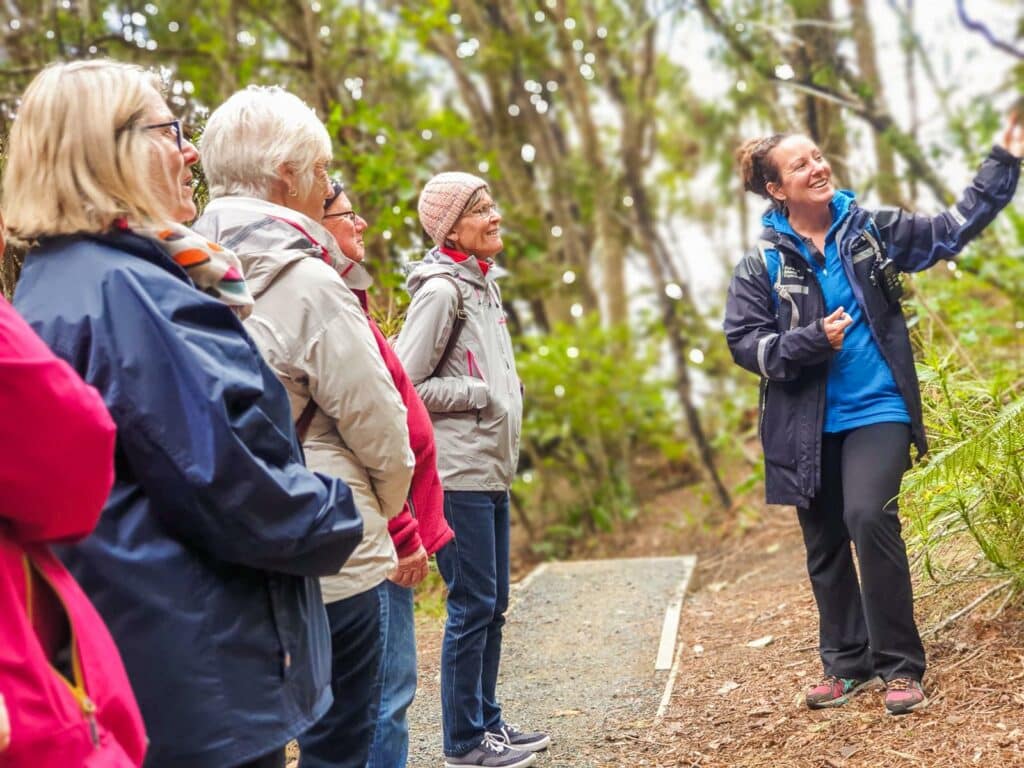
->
[823,306,853,350]
[1001,110,1024,158]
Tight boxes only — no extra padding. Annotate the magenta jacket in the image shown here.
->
[0,298,147,767]
[354,289,454,557]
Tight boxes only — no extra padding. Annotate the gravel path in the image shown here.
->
[408,556,696,767]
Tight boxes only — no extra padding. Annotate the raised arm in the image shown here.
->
[875,116,1022,272]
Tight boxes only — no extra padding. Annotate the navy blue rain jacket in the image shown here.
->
[724,146,1020,507]
[13,230,364,768]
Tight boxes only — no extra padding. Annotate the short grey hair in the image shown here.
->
[200,85,332,200]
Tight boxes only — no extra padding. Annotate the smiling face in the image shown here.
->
[765,135,834,212]
[447,191,503,258]
[322,191,368,262]
[139,87,198,223]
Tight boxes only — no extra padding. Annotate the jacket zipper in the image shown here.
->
[467,349,484,425]
[777,238,829,497]
[838,212,914,424]
[22,555,101,747]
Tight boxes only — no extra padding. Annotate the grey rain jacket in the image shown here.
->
[194,197,413,602]
[723,145,1020,507]
[395,248,523,491]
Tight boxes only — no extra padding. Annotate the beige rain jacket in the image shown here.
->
[194,197,413,602]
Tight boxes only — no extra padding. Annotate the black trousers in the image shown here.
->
[797,422,925,682]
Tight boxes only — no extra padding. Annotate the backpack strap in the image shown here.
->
[861,215,887,264]
[756,239,801,330]
[422,273,468,378]
[756,239,781,296]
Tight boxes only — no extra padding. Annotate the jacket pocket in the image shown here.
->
[264,579,291,679]
[760,381,798,469]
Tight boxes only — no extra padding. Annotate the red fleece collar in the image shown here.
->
[440,246,489,277]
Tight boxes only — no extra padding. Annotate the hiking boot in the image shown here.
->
[805,675,878,709]
[444,732,537,768]
[884,678,928,715]
[490,722,550,752]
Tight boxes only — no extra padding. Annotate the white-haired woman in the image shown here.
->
[3,60,364,768]
[193,86,415,768]
[320,180,455,768]
[395,173,547,768]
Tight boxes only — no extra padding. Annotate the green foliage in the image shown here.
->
[902,357,1024,592]
[5,0,1021,557]
[901,212,1024,596]
[512,316,686,555]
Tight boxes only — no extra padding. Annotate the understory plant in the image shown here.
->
[902,357,1024,596]
[901,221,1024,606]
[512,316,687,555]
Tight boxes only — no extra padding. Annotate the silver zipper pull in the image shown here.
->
[81,696,100,746]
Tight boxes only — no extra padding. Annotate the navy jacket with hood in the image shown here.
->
[724,145,1020,507]
[13,230,364,768]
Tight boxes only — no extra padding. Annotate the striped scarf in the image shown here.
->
[137,223,254,319]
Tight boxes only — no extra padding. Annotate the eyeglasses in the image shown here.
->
[142,119,183,151]
[323,210,359,224]
[465,203,500,220]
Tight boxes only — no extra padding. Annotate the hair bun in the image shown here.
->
[735,133,788,201]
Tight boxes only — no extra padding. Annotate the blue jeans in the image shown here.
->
[366,580,417,768]
[435,491,510,757]
[298,585,383,768]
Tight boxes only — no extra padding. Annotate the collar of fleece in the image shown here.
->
[440,245,490,277]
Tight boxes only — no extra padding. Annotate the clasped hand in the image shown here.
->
[823,306,853,350]
[389,545,429,588]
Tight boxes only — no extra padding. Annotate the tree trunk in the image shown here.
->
[789,0,849,177]
[849,0,902,204]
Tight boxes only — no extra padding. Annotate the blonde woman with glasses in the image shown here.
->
[3,60,363,768]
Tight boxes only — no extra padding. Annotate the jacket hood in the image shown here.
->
[405,246,508,295]
[760,189,857,241]
[195,196,372,298]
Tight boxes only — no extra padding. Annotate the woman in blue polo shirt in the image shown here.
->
[724,115,1023,716]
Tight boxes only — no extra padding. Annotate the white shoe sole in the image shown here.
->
[444,752,537,768]
[887,695,929,715]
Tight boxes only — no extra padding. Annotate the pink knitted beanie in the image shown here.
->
[417,172,489,247]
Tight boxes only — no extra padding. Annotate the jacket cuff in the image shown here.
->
[423,527,455,556]
[388,509,423,558]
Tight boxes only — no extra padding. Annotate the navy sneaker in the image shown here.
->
[444,732,537,768]
[490,723,550,753]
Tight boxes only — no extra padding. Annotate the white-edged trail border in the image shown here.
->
[408,555,697,767]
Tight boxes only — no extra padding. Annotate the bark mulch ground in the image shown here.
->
[294,488,1024,767]
[600,504,1024,768]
